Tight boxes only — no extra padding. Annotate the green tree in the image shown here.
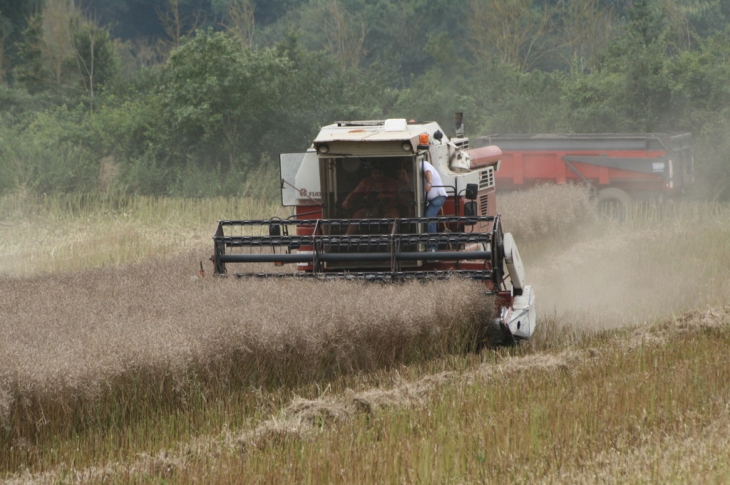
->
[655,0,729,48]
[71,17,117,103]
[467,0,556,72]
[0,0,43,77]
[13,15,48,93]
[157,0,205,53]
[156,29,291,169]
[0,14,11,83]
[557,0,616,73]
[0,105,99,194]
[359,0,468,79]
[268,33,393,144]
[219,0,256,48]
[561,0,679,132]
[16,0,75,93]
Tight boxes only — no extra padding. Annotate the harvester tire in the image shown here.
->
[596,188,633,221]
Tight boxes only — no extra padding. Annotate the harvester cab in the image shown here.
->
[212,118,536,344]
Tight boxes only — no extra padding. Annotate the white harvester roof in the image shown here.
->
[313,119,447,155]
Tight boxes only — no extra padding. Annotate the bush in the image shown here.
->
[0,108,99,195]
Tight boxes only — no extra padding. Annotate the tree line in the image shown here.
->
[0,0,729,200]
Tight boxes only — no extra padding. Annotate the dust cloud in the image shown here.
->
[529,229,667,330]
[521,214,728,333]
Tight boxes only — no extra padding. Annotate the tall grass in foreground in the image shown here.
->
[0,191,283,276]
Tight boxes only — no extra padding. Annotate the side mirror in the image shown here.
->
[465,183,479,200]
[464,201,478,219]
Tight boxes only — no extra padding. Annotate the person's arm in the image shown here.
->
[424,169,433,192]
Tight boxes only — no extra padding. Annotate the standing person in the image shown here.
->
[422,160,448,251]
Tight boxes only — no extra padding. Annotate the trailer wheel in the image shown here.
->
[596,188,633,221]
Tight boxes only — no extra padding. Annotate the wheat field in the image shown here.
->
[1,187,729,484]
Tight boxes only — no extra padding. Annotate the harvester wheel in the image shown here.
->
[596,188,633,221]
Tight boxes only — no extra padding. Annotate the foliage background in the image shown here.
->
[0,0,729,199]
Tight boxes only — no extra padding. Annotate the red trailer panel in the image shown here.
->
[475,133,694,204]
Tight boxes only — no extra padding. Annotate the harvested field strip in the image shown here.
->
[4,306,729,484]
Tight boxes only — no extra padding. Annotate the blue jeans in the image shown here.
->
[425,195,446,250]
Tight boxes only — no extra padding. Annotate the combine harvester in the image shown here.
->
[212,117,535,345]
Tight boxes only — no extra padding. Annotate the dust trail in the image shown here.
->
[528,226,684,330]
[500,186,730,333]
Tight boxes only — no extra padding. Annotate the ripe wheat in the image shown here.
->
[0,249,493,439]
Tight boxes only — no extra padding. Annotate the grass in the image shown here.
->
[4,308,728,484]
[1,186,729,483]
[216,313,730,485]
[0,191,283,276]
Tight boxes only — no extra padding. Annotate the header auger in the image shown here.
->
[212,116,535,344]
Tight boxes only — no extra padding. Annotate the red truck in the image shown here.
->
[474,133,694,217]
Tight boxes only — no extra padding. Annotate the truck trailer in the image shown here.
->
[474,133,694,217]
